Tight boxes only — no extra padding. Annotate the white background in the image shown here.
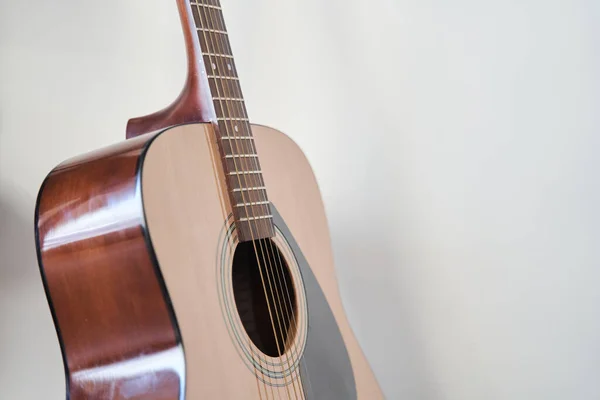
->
[1,0,599,398]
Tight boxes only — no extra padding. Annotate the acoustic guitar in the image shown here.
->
[35,0,383,398]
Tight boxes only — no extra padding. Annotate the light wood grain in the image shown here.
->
[142,123,383,399]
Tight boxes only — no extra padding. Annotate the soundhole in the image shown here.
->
[232,239,297,357]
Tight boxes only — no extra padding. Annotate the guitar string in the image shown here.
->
[198,2,306,398]
[208,5,308,399]
[203,33,276,399]
[199,2,290,398]
[193,3,269,399]
[216,43,306,400]
[215,49,304,400]
[203,4,301,399]
[209,5,306,399]
[272,238,311,400]
[208,7,309,398]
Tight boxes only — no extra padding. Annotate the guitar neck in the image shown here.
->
[187,0,274,242]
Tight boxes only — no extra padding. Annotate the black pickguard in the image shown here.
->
[272,206,357,399]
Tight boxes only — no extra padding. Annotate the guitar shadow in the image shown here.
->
[0,192,37,291]
[0,189,65,398]
[333,221,435,399]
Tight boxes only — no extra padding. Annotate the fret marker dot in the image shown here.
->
[212,63,217,70]
[227,63,232,71]
[234,125,239,132]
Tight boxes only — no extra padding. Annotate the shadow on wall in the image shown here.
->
[0,188,66,399]
[0,193,37,288]
[0,188,65,395]
[0,191,41,358]
[333,224,436,400]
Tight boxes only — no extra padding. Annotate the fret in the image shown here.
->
[231,188,267,206]
[227,166,263,177]
[191,0,220,6]
[210,83,243,106]
[235,197,270,213]
[223,152,255,164]
[197,27,228,35]
[239,206,270,215]
[190,4,221,10]
[225,157,261,174]
[239,215,273,222]
[232,190,267,206]
[204,53,233,59]
[202,49,237,65]
[230,189,268,206]
[213,86,242,104]
[193,6,225,31]
[236,208,272,222]
[207,75,238,80]
[221,139,256,155]
[225,154,258,159]
[228,170,261,176]
[213,97,244,102]
[217,117,247,127]
[190,2,221,9]
[221,135,252,139]
[235,201,270,208]
[228,177,264,188]
[233,186,266,192]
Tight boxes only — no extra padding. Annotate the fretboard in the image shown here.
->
[190,0,274,242]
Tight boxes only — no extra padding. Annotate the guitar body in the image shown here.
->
[36,123,383,399]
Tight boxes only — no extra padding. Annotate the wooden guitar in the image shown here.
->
[35,0,383,398]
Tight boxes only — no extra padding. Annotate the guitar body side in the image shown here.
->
[35,133,185,399]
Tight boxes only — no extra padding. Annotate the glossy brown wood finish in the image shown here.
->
[35,132,184,399]
[126,0,216,139]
